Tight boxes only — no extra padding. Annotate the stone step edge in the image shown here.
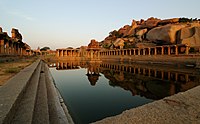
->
[44,63,74,124]
[0,59,41,124]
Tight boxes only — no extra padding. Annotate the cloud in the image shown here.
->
[0,3,35,22]
[8,11,35,21]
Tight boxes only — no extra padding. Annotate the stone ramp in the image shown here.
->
[0,60,73,124]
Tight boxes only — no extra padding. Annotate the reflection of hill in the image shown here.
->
[47,60,200,100]
[101,68,200,100]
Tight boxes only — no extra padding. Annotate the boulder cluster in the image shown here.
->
[101,17,200,49]
[0,27,31,50]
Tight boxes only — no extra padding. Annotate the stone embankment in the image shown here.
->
[94,85,200,124]
[0,59,73,124]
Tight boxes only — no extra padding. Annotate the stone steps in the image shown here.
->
[0,60,73,124]
[32,62,49,124]
[11,61,42,124]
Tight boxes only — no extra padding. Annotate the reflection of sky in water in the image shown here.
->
[50,68,153,124]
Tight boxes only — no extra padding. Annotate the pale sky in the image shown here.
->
[0,0,200,50]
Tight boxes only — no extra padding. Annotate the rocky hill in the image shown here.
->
[101,17,200,50]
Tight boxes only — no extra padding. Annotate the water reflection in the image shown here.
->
[86,63,101,86]
[48,61,200,100]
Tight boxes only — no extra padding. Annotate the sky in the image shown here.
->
[0,0,200,50]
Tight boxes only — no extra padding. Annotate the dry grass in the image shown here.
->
[0,57,37,86]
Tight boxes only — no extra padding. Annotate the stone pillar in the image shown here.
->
[129,50,131,55]
[91,50,94,59]
[148,48,151,55]
[0,40,4,54]
[175,45,178,55]
[70,50,73,57]
[17,45,20,55]
[64,50,67,57]
[56,50,59,57]
[185,45,189,55]
[22,48,26,55]
[14,44,17,55]
[61,50,63,57]
[161,46,164,55]
[122,50,124,56]
[154,48,157,55]
[5,42,9,54]
[138,49,140,55]
[143,49,146,55]
[11,43,14,55]
[168,46,171,55]
[20,48,23,56]
[133,49,135,56]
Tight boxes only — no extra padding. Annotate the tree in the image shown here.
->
[40,46,50,51]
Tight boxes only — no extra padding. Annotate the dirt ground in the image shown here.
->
[0,57,37,86]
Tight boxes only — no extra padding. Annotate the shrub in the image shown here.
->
[5,68,20,73]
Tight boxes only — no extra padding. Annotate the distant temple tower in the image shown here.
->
[87,39,101,62]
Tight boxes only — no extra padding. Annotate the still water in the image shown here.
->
[49,61,200,124]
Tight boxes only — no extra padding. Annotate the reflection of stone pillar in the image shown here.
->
[161,71,164,79]
[148,69,151,77]
[143,69,146,75]
[60,62,63,69]
[161,47,164,55]
[175,45,178,55]
[169,82,175,95]
[168,47,171,55]
[0,40,4,54]
[168,72,171,80]
[185,74,189,82]
[56,62,58,68]
[175,73,178,81]
[154,70,157,77]
[138,68,140,74]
